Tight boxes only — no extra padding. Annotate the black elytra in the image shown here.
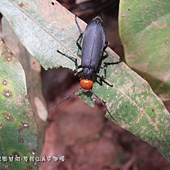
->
[51,16,121,121]
[81,17,106,77]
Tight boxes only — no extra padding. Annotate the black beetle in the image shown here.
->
[77,16,106,79]
[51,16,121,120]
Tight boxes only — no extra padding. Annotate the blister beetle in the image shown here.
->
[51,16,121,120]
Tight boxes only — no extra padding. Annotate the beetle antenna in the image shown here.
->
[49,87,82,111]
[90,89,116,122]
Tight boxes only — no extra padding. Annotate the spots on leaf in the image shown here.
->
[6,56,13,62]
[22,122,29,128]
[2,89,13,98]
[2,113,14,121]
[2,79,7,85]
[18,137,24,143]
[29,148,37,156]
[12,151,20,158]
[19,121,30,133]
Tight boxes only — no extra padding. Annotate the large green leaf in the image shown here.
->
[0,40,37,169]
[2,17,47,156]
[1,0,82,69]
[0,0,170,162]
[119,0,170,101]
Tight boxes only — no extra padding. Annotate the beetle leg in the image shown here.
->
[96,78,102,86]
[75,15,83,50]
[103,60,121,67]
[103,42,109,51]
[96,73,113,87]
[99,60,121,77]
[75,15,83,34]
[76,33,83,51]
[57,50,83,75]
[101,42,109,59]
[57,50,78,68]
[98,65,107,70]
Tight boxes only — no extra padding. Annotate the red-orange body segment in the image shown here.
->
[80,79,94,90]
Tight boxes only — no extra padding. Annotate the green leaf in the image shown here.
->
[119,0,170,101]
[0,40,37,169]
[2,17,47,156]
[1,0,170,162]
[0,0,82,69]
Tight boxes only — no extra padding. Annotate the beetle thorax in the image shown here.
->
[83,67,94,79]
